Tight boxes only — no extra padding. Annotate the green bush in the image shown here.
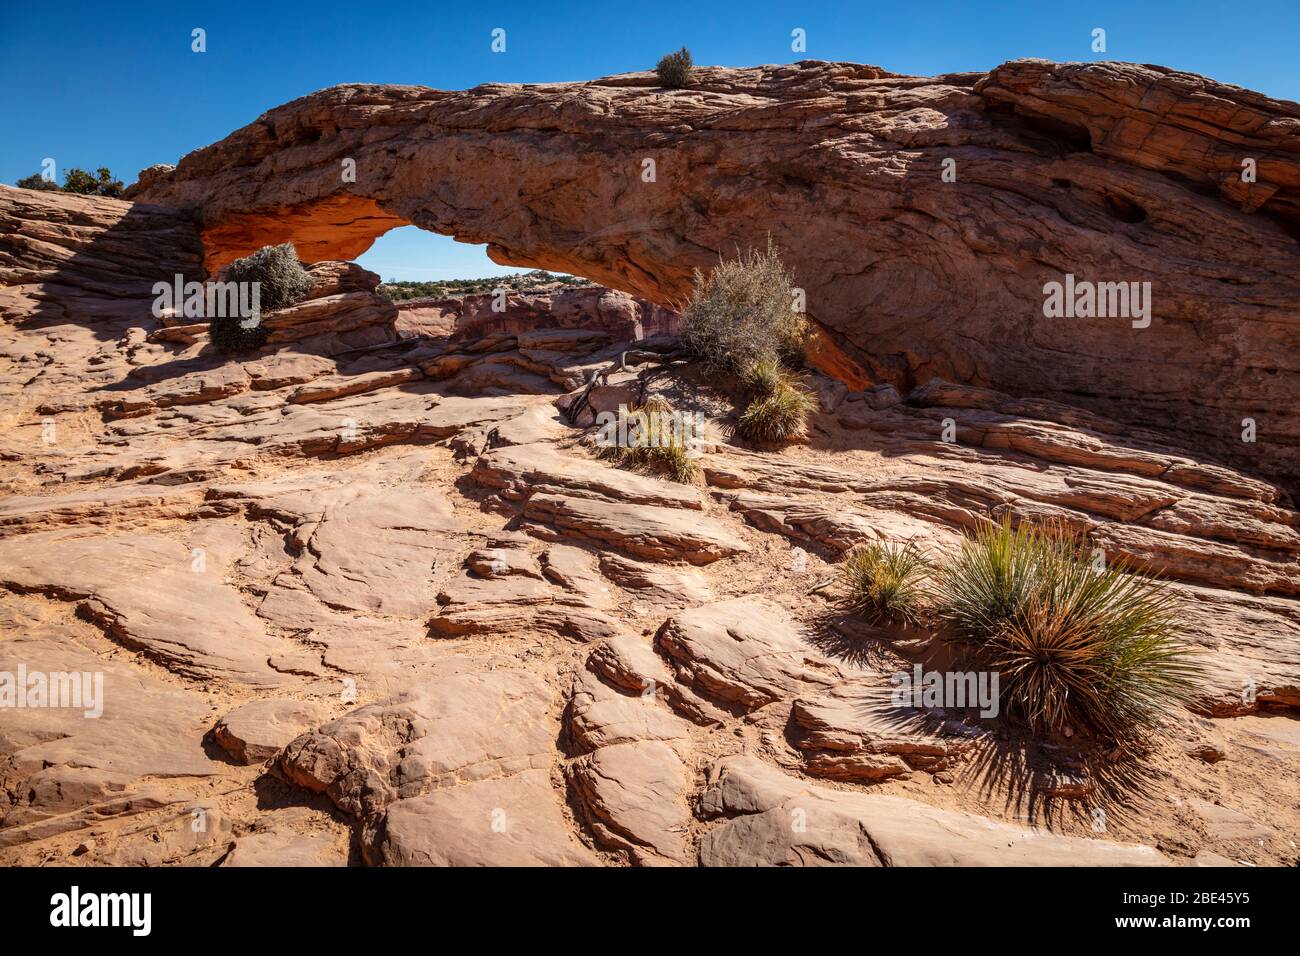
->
[935,520,1201,742]
[734,359,818,442]
[15,173,60,192]
[841,541,930,627]
[63,167,124,197]
[15,166,123,197]
[208,312,270,353]
[223,243,313,311]
[656,46,694,89]
[210,243,313,353]
[680,241,808,375]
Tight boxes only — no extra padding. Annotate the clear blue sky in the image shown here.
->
[4,0,1296,280]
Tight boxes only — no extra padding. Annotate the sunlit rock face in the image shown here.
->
[1,169,1299,869]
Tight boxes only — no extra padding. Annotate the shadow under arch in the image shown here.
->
[199,194,411,272]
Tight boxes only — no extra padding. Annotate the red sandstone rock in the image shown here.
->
[2,61,1300,870]
[125,61,1300,493]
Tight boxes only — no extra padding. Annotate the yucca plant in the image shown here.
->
[637,440,699,483]
[735,369,818,442]
[596,395,700,483]
[936,520,1201,742]
[841,540,930,627]
[740,355,787,398]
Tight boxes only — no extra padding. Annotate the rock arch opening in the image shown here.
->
[197,193,620,298]
[357,227,539,285]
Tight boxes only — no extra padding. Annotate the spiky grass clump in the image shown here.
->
[841,540,930,627]
[633,440,699,483]
[735,361,818,443]
[679,241,808,374]
[936,520,1201,742]
[740,355,787,397]
[655,47,694,89]
[596,395,700,483]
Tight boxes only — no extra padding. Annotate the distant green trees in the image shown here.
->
[14,172,60,192]
[15,166,124,197]
[378,270,592,302]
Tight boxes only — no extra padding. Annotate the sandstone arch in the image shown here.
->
[129,59,1300,492]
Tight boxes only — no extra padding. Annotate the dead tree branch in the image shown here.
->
[564,339,690,425]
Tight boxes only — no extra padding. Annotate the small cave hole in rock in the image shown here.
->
[1103,192,1148,224]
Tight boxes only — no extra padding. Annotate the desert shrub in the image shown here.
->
[208,310,270,353]
[15,173,60,192]
[15,166,123,196]
[935,520,1201,741]
[596,395,700,483]
[209,243,313,353]
[679,241,808,374]
[656,47,693,89]
[734,365,818,442]
[223,243,313,311]
[62,167,124,197]
[841,541,930,627]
